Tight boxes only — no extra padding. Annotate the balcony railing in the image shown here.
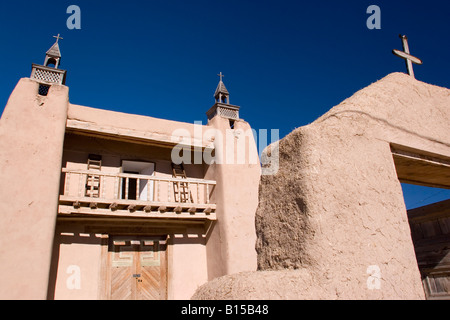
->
[59,169,216,220]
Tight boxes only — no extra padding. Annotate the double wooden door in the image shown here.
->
[107,236,167,300]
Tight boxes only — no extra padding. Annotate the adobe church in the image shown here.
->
[0,37,449,300]
[0,37,260,300]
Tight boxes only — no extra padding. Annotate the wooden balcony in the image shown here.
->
[58,169,217,222]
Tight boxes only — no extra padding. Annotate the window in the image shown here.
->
[38,84,50,96]
[120,161,155,201]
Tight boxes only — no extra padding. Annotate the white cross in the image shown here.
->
[392,35,422,79]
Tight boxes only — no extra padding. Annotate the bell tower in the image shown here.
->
[204,72,260,279]
[0,35,70,299]
[30,34,67,93]
[44,34,63,68]
[206,72,240,122]
[214,72,230,104]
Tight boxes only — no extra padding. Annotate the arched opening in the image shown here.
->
[45,57,59,68]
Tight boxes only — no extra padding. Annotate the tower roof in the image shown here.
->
[46,41,62,58]
[214,72,230,100]
[214,80,229,98]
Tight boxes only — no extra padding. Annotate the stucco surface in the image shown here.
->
[193,73,450,300]
[0,79,69,299]
[67,104,213,149]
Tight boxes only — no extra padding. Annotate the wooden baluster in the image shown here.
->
[113,176,118,199]
[177,181,181,203]
[157,179,161,202]
[125,177,129,200]
[147,179,155,201]
[168,181,171,202]
[136,178,140,200]
[197,183,200,204]
[101,175,105,199]
[64,172,70,196]
[78,173,85,198]
[206,183,210,204]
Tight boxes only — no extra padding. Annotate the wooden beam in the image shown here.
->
[188,207,197,214]
[59,195,216,211]
[158,206,167,213]
[174,206,182,214]
[58,204,217,221]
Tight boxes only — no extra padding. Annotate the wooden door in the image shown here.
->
[108,236,167,300]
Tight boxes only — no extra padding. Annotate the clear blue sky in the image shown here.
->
[1,0,449,209]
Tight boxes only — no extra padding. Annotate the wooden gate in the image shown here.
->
[107,236,167,300]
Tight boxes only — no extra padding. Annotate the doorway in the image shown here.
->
[120,160,155,201]
[107,236,167,300]
[392,144,450,300]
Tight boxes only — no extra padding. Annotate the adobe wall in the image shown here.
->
[49,222,208,300]
[0,78,69,299]
[193,73,450,299]
[67,104,213,150]
[205,116,261,279]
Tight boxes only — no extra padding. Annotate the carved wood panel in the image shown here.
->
[108,236,167,300]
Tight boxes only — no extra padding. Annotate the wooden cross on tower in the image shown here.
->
[392,34,423,79]
[53,34,63,43]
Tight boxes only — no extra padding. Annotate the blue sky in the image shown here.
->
[1,0,449,209]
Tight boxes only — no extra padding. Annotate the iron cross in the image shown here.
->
[53,34,63,43]
[392,34,422,79]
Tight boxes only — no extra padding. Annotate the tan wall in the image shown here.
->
[169,231,208,300]
[194,73,450,300]
[0,79,69,300]
[50,223,208,300]
[50,224,104,300]
[205,116,261,278]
